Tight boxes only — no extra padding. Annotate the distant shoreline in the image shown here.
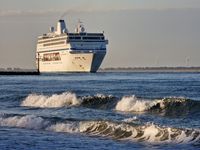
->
[0,70,40,75]
[1,67,200,74]
[99,67,200,72]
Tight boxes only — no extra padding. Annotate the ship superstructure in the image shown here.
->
[36,20,108,72]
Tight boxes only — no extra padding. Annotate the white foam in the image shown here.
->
[0,115,49,129]
[122,116,138,123]
[168,128,200,144]
[115,95,162,112]
[79,121,133,137]
[21,92,81,108]
[139,124,162,142]
[47,123,79,133]
[95,93,113,99]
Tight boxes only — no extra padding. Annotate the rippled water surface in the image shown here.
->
[0,72,200,150]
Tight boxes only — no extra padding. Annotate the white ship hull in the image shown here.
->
[37,50,105,73]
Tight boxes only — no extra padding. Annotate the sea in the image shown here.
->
[0,72,200,150]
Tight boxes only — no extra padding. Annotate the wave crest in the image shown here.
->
[82,94,116,109]
[79,121,200,143]
[0,114,199,144]
[0,115,49,129]
[21,92,81,108]
[21,92,200,117]
[115,96,200,114]
[47,122,79,133]
[115,95,162,112]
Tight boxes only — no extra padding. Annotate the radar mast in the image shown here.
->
[75,19,86,33]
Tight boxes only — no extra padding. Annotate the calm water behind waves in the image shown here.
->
[0,72,200,150]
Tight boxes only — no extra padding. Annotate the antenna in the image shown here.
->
[185,57,190,67]
[75,19,85,33]
[60,12,68,20]
[78,18,83,24]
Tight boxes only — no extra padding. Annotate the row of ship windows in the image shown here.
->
[38,36,105,44]
[43,41,65,47]
[38,33,104,39]
[40,33,103,36]
[38,38,67,44]
[42,41,105,47]
[69,37,104,40]
[42,52,61,61]
[68,33,103,36]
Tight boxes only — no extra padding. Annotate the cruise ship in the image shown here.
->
[36,20,108,72]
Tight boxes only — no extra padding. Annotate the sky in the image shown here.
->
[0,0,200,68]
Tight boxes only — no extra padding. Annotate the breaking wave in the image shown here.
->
[21,92,115,109]
[115,95,200,115]
[115,95,160,112]
[47,122,79,133]
[0,115,49,130]
[0,114,199,144]
[21,92,200,116]
[79,121,200,144]
[21,92,81,108]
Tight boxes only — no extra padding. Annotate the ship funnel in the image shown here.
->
[56,20,68,34]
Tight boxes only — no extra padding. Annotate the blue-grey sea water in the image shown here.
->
[0,72,200,150]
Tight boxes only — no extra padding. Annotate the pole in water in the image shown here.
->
[37,53,40,73]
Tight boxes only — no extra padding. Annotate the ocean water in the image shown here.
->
[0,72,200,150]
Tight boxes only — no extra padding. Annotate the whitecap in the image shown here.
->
[21,92,81,108]
[0,115,49,129]
[115,95,162,112]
